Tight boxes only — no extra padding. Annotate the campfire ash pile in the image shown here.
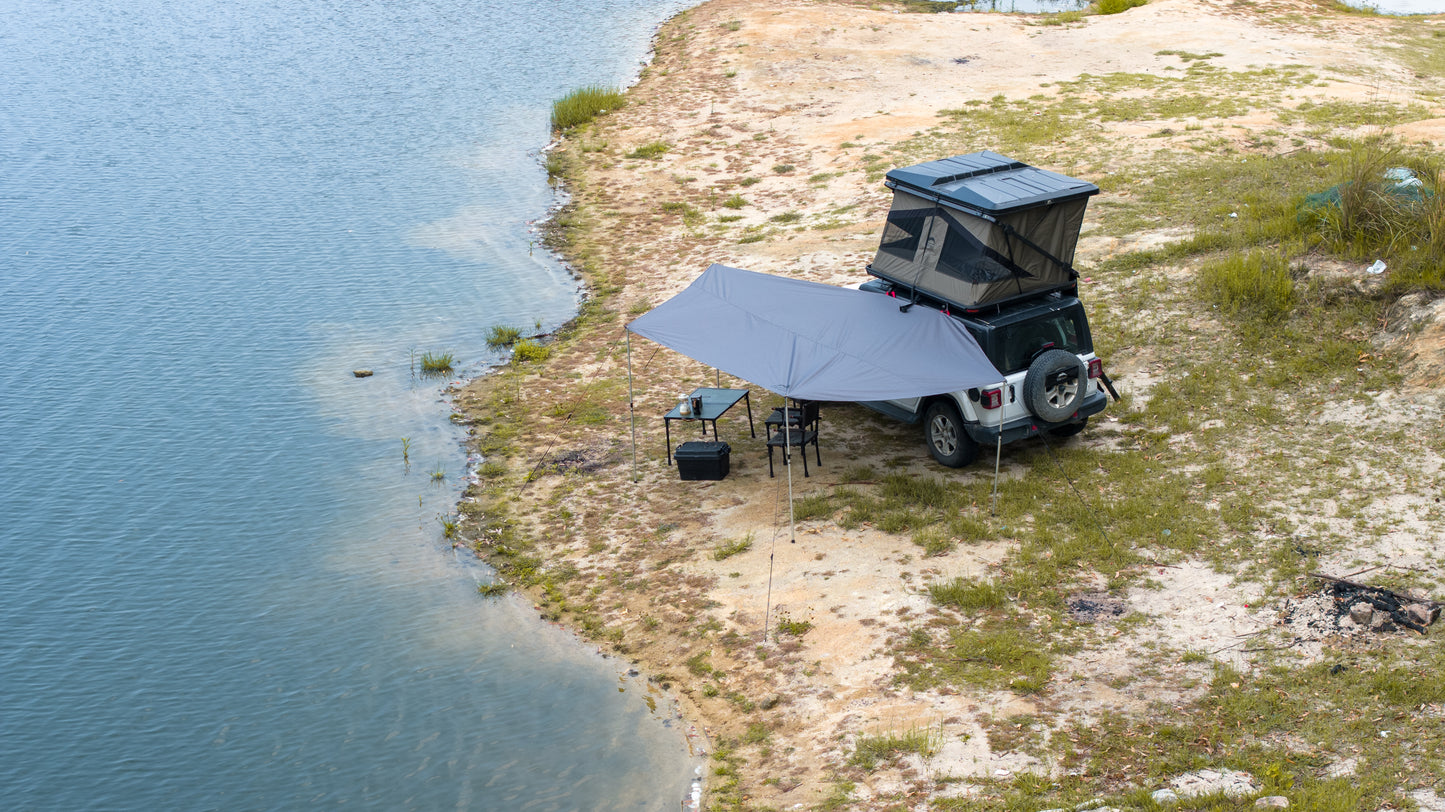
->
[1314,572,1443,634]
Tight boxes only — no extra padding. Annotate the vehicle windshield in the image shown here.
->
[995,310,1089,373]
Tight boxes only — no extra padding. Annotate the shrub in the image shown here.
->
[511,339,550,364]
[1096,0,1146,13]
[772,164,795,174]
[722,194,747,209]
[1307,143,1445,290]
[1196,250,1295,321]
[550,85,624,131]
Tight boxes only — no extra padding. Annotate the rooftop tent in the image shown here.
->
[626,263,1003,401]
[869,151,1100,308]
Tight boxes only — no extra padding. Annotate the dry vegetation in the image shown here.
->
[449,0,1445,808]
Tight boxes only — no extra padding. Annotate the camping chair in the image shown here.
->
[766,400,821,478]
[764,399,820,438]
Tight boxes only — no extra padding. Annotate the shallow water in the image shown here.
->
[0,0,697,808]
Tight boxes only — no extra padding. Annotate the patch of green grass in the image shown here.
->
[791,494,834,522]
[771,164,794,174]
[738,176,761,187]
[774,614,812,637]
[928,577,1008,611]
[715,214,743,223]
[713,532,753,561]
[1196,249,1296,322]
[1035,9,1086,25]
[768,211,802,224]
[550,85,624,131]
[658,201,702,224]
[476,581,509,597]
[625,141,671,160]
[721,194,747,209]
[685,650,714,677]
[849,726,939,771]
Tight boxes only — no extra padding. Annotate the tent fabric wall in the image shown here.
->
[625,264,1004,402]
[869,191,1091,307]
[867,152,1098,309]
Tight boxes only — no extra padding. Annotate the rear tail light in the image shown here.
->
[1087,358,1103,379]
[980,387,1003,409]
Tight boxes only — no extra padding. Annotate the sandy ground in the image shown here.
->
[451,0,1445,807]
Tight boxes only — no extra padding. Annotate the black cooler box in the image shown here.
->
[675,441,730,481]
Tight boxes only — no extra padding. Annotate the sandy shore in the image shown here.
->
[452,0,1445,807]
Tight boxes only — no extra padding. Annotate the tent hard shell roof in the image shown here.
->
[625,264,1003,402]
[884,150,1099,215]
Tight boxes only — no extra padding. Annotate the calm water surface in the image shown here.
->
[0,0,696,808]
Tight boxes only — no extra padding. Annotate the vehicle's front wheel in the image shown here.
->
[924,400,978,468]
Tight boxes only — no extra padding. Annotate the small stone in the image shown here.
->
[1256,797,1289,809]
[1406,603,1439,627]
[353,369,373,378]
[1349,604,1374,625]
[1151,788,1180,805]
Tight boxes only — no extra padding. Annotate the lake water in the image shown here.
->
[0,0,698,808]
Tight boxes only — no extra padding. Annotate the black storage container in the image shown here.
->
[675,441,730,481]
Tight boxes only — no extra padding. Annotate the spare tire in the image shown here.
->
[1023,349,1088,423]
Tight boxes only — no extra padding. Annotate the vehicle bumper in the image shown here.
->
[963,389,1108,445]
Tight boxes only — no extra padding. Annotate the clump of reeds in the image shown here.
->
[550,85,624,132]
[1309,142,1445,290]
[485,324,522,349]
[419,351,454,375]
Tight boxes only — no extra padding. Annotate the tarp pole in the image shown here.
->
[627,331,638,482]
[786,404,796,545]
[991,382,1004,515]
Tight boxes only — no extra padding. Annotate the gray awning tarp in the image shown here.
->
[625,264,1003,401]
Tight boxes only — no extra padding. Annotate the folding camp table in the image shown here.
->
[663,387,755,465]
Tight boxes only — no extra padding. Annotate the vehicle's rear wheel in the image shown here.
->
[924,400,978,468]
[1023,349,1088,423]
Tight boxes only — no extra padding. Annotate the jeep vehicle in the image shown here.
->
[855,151,1116,467]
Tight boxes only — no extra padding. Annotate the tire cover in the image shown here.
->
[1023,349,1088,422]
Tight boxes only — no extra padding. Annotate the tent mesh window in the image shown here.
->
[935,212,1018,284]
[878,207,930,260]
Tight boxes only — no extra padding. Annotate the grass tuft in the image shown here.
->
[419,351,454,375]
[713,532,754,561]
[486,325,522,349]
[625,141,671,160]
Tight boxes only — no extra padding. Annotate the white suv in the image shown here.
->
[858,280,1112,467]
